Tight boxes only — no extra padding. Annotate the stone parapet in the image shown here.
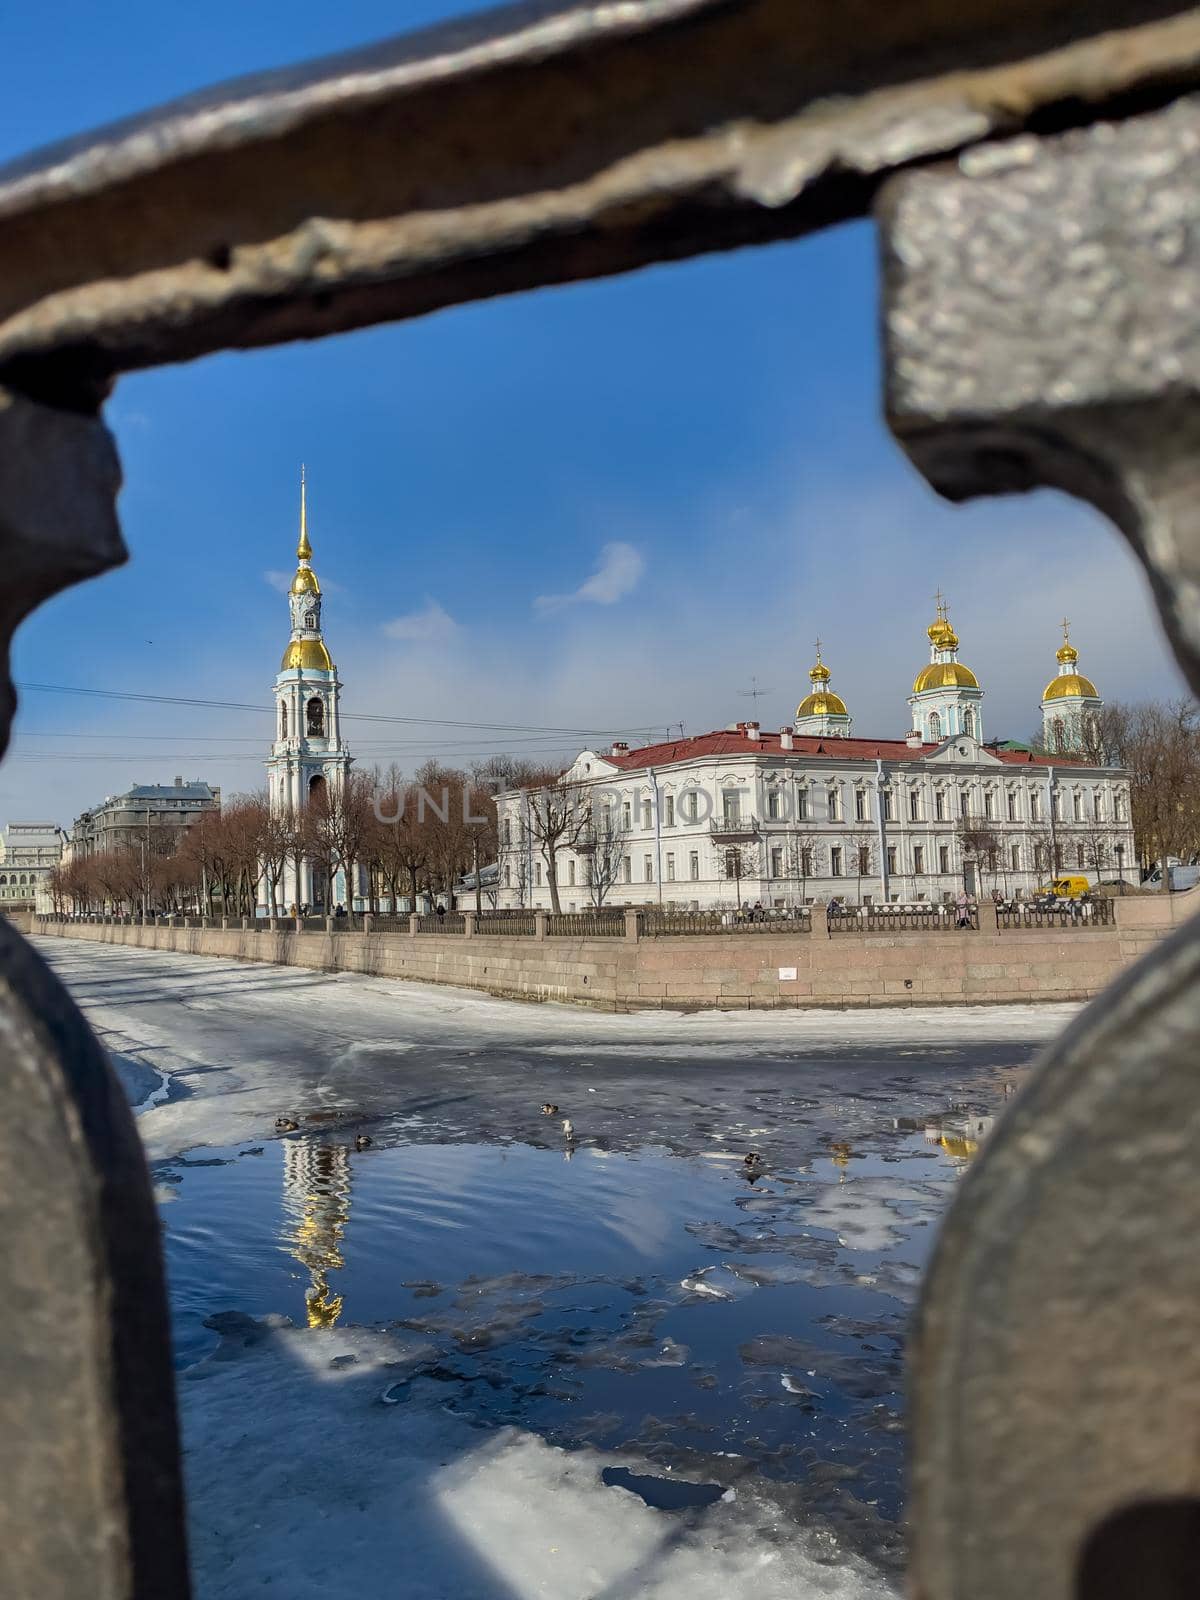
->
[33,897,1194,1012]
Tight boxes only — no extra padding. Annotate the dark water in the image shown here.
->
[152,1046,1021,1578]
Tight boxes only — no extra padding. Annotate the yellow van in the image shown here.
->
[1036,875,1091,900]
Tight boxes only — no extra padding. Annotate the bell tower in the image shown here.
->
[265,469,353,909]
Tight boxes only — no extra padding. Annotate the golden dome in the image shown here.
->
[913,661,979,694]
[808,659,831,685]
[291,565,321,596]
[796,691,848,718]
[1056,641,1078,665]
[927,618,959,651]
[1043,671,1098,701]
[281,638,334,671]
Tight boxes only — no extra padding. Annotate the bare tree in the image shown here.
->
[519,769,590,914]
[956,817,1002,897]
[785,830,822,905]
[584,799,629,908]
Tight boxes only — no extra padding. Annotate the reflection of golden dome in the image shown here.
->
[913,661,979,694]
[938,1134,978,1162]
[1043,672,1098,701]
[291,565,320,596]
[796,691,848,718]
[282,638,334,671]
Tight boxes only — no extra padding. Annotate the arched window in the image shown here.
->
[306,696,325,736]
[308,773,327,807]
[963,708,976,738]
[0,875,7,885]
[280,701,288,738]
[928,711,941,740]
[303,610,316,629]
[1052,717,1065,752]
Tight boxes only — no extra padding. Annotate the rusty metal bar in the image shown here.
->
[3,1,1200,403]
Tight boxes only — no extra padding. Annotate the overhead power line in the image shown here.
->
[15,682,658,739]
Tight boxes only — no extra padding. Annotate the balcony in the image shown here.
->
[710,813,759,843]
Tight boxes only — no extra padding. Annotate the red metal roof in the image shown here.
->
[604,731,1093,770]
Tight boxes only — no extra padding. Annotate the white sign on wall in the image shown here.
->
[778,967,797,982]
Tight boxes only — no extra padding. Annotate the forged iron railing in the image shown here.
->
[862,904,957,933]
[998,900,1115,931]
[545,910,625,937]
[414,912,466,934]
[476,911,536,937]
[828,904,978,933]
[640,907,812,935]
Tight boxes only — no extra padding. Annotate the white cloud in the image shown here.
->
[535,541,645,612]
[264,570,293,594]
[382,599,459,642]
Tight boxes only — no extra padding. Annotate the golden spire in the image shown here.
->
[927,589,958,651]
[809,636,831,684]
[297,464,312,562]
[1056,616,1078,664]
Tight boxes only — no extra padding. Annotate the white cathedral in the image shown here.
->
[264,471,354,911]
[495,598,1136,910]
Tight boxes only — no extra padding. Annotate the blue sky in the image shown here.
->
[0,1,1188,825]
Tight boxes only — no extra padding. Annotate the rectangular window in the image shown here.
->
[801,847,813,877]
[623,856,632,884]
[685,792,699,822]
[884,790,895,822]
[689,851,700,880]
[1031,790,1041,822]
[939,845,950,874]
[830,846,843,877]
[828,788,841,822]
[503,818,512,845]
[622,801,632,830]
[960,790,969,818]
[1093,789,1103,821]
[665,794,675,827]
[767,790,781,820]
[770,845,783,877]
[568,860,576,886]
[535,862,542,886]
[722,791,741,825]
[1072,792,1082,821]
[935,791,946,822]
[1007,791,1017,821]
[984,791,994,820]
[855,790,867,821]
[1011,844,1020,871]
[857,844,870,875]
[914,845,925,875]
[1077,843,1085,868]
[642,799,653,830]
[724,850,737,879]
[909,789,920,822]
[796,788,808,820]
[1052,791,1062,821]
[644,854,653,882]
[886,846,897,873]
[666,853,675,881]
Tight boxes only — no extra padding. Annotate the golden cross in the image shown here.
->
[1061,615,1071,641]
[813,635,823,661]
[934,587,947,619]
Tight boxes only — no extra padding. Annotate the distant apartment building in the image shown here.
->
[70,778,221,858]
[0,821,66,913]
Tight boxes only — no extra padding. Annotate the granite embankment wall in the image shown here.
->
[33,894,1195,1011]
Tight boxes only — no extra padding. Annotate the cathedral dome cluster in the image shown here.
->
[791,597,1104,753]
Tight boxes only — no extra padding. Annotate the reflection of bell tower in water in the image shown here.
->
[280,1139,353,1328]
[266,467,353,910]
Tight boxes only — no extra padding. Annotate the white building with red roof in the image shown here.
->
[494,606,1135,911]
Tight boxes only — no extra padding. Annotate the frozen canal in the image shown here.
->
[40,939,1076,1600]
